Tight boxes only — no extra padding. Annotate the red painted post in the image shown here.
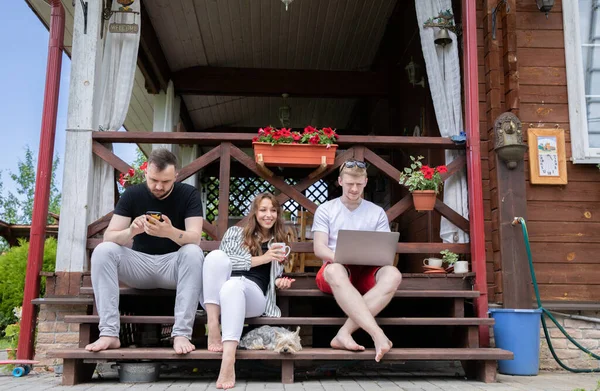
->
[17,0,65,360]
[462,0,490,348]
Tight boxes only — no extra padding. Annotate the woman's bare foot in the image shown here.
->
[216,356,236,389]
[374,335,393,362]
[330,332,365,351]
[173,336,195,354]
[85,336,120,352]
[207,323,223,352]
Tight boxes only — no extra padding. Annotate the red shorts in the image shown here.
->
[315,262,381,295]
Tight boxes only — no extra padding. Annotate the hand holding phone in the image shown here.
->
[146,211,163,224]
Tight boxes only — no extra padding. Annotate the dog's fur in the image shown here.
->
[239,326,302,354]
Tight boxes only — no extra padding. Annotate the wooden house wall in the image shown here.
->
[479,0,600,303]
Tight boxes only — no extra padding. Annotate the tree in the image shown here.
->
[0,146,61,251]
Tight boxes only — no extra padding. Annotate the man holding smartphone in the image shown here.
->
[86,148,204,355]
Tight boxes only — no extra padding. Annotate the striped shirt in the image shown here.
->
[219,226,284,317]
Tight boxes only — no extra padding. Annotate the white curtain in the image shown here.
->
[415,0,469,243]
[90,0,142,221]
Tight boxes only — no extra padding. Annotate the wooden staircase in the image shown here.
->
[46,272,512,385]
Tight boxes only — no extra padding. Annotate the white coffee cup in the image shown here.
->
[454,260,469,273]
[270,242,291,257]
[423,257,443,268]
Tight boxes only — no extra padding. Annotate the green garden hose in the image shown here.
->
[515,217,600,373]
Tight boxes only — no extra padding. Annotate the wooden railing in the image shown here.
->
[88,131,469,255]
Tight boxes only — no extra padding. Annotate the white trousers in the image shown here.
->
[203,250,266,342]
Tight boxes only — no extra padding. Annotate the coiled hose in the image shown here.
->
[515,217,600,372]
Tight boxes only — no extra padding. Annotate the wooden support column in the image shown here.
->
[56,0,104,275]
[484,0,506,304]
[491,0,531,309]
[217,143,231,239]
[493,116,531,309]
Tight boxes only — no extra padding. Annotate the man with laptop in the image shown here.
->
[312,159,402,362]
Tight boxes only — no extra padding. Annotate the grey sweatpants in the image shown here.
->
[91,241,204,339]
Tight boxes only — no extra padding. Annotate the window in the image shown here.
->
[563,0,600,163]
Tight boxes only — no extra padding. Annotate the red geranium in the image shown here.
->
[119,161,148,187]
[399,156,446,194]
[253,125,338,146]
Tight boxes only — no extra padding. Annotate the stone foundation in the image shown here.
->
[34,304,89,368]
[539,311,600,371]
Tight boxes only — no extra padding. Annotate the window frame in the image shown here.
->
[563,0,600,164]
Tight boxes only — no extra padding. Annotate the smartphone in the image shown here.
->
[146,211,163,223]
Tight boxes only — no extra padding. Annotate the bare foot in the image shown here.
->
[207,324,223,352]
[173,336,195,354]
[85,336,120,352]
[374,336,393,362]
[330,332,365,351]
[216,357,236,389]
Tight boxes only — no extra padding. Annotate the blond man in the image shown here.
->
[312,159,402,362]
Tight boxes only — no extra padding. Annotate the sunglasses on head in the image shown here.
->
[340,160,367,171]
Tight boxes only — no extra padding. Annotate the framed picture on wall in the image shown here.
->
[527,127,568,185]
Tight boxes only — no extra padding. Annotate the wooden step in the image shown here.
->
[64,315,494,326]
[50,346,513,361]
[78,286,479,298]
[32,297,94,306]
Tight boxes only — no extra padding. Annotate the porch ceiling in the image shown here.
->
[144,0,397,131]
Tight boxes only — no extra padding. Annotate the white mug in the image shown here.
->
[454,260,469,273]
[270,242,291,257]
[423,257,443,268]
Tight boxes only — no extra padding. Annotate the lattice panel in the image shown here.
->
[201,177,328,223]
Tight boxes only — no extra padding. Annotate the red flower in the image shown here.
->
[309,135,320,145]
[322,127,334,136]
[252,136,259,142]
[420,165,435,180]
[304,126,317,134]
[273,134,282,140]
[292,133,301,141]
[118,173,125,186]
[140,162,148,171]
[264,126,273,135]
[128,168,135,177]
[436,165,448,174]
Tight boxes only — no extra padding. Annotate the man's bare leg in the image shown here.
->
[332,266,402,361]
[173,336,195,354]
[85,336,120,352]
[324,263,396,361]
[205,303,223,352]
[216,341,237,389]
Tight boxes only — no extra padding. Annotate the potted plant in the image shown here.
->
[398,155,447,211]
[440,249,468,274]
[118,161,148,187]
[252,126,338,167]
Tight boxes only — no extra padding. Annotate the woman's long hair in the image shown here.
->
[242,192,289,256]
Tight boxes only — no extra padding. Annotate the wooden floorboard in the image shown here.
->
[50,347,513,361]
[64,315,494,326]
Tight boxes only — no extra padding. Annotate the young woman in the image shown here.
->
[202,192,295,389]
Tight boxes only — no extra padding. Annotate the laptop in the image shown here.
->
[334,230,400,266]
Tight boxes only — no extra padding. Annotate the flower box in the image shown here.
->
[253,142,338,167]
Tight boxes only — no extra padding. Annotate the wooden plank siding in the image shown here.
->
[479,0,600,303]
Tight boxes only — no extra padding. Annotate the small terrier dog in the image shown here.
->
[239,326,302,354]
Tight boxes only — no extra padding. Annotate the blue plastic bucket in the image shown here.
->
[489,308,542,376]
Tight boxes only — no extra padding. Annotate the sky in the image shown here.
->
[0,1,136,197]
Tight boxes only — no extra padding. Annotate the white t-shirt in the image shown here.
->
[311,197,390,252]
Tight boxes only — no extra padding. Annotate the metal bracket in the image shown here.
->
[78,0,88,34]
[491,0,510,41]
